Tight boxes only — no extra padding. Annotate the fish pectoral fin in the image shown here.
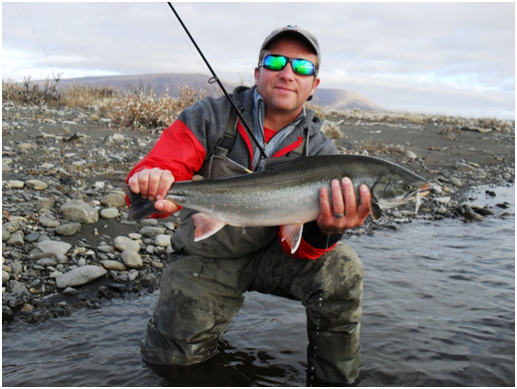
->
[370,200,382,221]
[279,223,304,254]
[192,213,227,241]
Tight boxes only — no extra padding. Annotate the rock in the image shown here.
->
[101,192,126,207]
[434,196,451,205]
[114,236,140,252]
[26,179,48,191]
[39,215,61,228]
[56,265,107,288]
[405,150,418,160]
[155,234,171,247]
[6,180,24,189]
[3,305,13,321]
[100,207,119,219]
[7,230,24,246]
[36,197,55,210]
[128,270,139,281]
[120,250,143,269]
[3,220,25,233]
[140,226,166,238]
[36,258,58,267]
[63,287,79,295]
[24,231,40,242]
[11,261,23,276]
[3,229,11,242]
[61,199,99,224]
[461,205,484,221]
[20,303,34,313]
[55,222,81,236]
[101,260,127,271]
[36,240,72,257]
[450,177,463,187]
[2,270,10,284]
[4,280,30,307]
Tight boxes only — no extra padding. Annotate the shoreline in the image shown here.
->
[2,102,514,328]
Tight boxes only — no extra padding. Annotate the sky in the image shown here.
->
[2,1,515,119]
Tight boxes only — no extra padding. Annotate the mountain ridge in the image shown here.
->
[49,73,384,112]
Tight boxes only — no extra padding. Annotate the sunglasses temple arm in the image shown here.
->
[167,2,268,159]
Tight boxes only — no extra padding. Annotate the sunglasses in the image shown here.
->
[260,54,317,77]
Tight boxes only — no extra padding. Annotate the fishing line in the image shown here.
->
[166,2,267,159]
[20,3,59,79]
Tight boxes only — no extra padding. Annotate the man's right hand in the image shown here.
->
[127,168,179,215]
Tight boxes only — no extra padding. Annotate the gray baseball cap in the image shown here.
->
[260,25,321,65]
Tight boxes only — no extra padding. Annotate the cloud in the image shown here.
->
[2,2,514,119]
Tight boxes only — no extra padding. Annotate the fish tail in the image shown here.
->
[123,184,156,220]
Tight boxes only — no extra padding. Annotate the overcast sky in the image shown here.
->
[2,2,515,119]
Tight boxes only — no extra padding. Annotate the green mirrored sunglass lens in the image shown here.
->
[292,59,315,75]
[264,56,287,70]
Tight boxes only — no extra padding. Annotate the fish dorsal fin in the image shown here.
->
[279,223,304,254]
[191,213,227,241]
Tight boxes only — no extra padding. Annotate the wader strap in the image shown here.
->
[215,107,309,158]
[215,108,239,156]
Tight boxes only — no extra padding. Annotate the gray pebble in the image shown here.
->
[55,222,81,236]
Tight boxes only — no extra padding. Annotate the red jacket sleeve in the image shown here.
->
[126,119,207,183]
[125,119,206,218]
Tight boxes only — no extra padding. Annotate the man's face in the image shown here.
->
[255,38,320,118]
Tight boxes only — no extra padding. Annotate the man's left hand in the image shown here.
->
[317,177,371,234]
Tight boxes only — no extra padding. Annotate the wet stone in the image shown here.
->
[56,265,108,288]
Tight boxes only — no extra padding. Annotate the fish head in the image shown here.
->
[370,170,431,213]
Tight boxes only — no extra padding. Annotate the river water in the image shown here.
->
[3,185,514,386]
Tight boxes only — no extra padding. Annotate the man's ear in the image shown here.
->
[254,67,260,84]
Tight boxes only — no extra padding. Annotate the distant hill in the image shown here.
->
[311,88,384,112]
[51,73,383,111]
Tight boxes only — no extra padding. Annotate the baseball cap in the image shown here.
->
[260,25,321,65]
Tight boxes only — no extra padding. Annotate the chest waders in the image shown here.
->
[141,108,364,385]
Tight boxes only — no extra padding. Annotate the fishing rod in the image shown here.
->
[166,2,267,159]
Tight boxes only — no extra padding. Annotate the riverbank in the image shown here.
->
[2,102,514,326]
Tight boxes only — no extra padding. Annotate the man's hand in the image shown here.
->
[127,168,179,215]
[317,177,371,234]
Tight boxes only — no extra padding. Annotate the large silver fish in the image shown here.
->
[124,155,432,253]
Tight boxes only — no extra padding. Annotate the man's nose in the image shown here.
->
[278,63,296,79]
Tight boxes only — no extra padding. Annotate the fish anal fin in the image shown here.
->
[370,200,382,221]
[192,213,226,241]
[280,223,304,254]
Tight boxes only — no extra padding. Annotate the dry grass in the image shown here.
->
[2,77,61,106]
[61,85,117,109]
[2,79,208,131]
[103,86,207,130]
